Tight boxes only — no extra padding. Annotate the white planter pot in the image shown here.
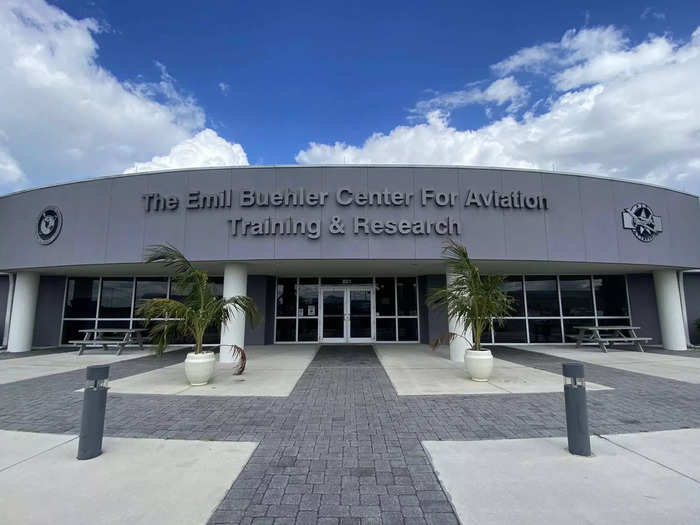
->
[464,349,494,382]
[184,351,216,386]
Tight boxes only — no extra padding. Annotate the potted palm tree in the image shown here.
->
[137,244,259,386]
[427,240,513,381]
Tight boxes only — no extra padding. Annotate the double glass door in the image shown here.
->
[321,287,373,343]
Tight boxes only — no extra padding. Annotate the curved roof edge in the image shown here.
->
[2,164,699,200]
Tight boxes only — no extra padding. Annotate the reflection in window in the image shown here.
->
[593,275,628,316]
[560,276,594,316]
[375,278,396,317]
[64,278,99,318]
[297,284,319,317]
[398,318,418,341]
[528,319,563,343]
[376,318,396,341]
[494,319,528,343]
[134,278,168,309]
[396,277,417,316]
[501,276,525,316]
[276,278,297,317]
[525,277,560,317]
[99,279,133,318]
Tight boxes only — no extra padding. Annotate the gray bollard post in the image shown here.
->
[77,364,110,460]
[562,362,591,456]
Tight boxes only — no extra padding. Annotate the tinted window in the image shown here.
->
[99,279,133,318]
[276,278,297,317]
[297,284,318,317]
[134,278,168,309]
[375,278,396,317]
[494,319,528,343]
[525,277,560,317]
[376,318,396,341]
[560,276,594,316]
[396,277,417,316]
[298,319,318,341]
[528,319,563,343]
[593,275,628,316]
[398,318,418,341]
[501,276,525,316]
[275,318,296,342]
[64,278,99,318]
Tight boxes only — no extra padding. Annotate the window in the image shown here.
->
[525,277,560,317]
[134,278,168,310]
[491,274,630,344]
[64,278,99,318]
[593,275,629,316]
[99,279,133,318]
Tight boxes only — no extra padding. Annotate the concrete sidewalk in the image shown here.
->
[424,429,700,525]
[524,344,700,383]
[0,430,257,525]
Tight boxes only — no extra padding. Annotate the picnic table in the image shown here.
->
[568,325,651,353]
[71,328,147,355]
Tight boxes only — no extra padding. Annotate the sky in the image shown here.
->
[1,0,700,195]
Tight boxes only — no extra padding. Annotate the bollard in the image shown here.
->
[77,364,110,460]
[562,362,591,456]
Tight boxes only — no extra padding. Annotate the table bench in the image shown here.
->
[70,328,147,355]
[567,325,651,353]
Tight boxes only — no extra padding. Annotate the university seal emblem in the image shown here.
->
[36,206,63,245]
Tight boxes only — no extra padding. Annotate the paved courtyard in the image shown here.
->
[0,344,699,524]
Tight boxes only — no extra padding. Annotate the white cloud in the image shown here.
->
[641,7,666,21]
[411,77,528,118]
[298,26,700,194]
[124,129,248,173]
[0,0,247,192]
[491,26,626,76]
[218,82,230,94]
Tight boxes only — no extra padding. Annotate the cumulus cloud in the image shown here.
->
[0,0,247,192]
[410,77,528,118]
[124,129,248,173]
[298,26,700,194]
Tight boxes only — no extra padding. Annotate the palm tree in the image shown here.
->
[427,239,513,351]
[137,244,259,357]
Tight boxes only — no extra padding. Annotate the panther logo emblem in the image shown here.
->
[622,202,662,243]
[36,206,63,245]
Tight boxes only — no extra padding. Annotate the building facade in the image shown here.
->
[1,166,699,360]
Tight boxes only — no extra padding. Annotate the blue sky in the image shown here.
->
[1,1,700,193]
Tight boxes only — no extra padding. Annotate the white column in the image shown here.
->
[220,263,248,362]
[447,273,472,362]
[653,270,687,351]
[7,272,39,353]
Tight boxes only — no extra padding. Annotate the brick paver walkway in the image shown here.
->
[0,344,699,524]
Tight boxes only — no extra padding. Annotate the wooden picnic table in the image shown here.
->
[71,328,147,355]
[568,325,651,353]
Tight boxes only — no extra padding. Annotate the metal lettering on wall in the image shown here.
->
[141,187,549,240]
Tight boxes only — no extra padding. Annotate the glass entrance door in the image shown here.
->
[320,286,374,343]
[321,288,346,342]
[348,289,372,342]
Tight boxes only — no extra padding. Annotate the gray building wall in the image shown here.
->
[423,274,448,345]
[1,166,699,271]
[684,273,700,345]
[627,274,662,344]
[244,275,269,345]
[32,276,65,347]
[0,274,8,343]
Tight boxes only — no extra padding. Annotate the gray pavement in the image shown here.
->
[0,344,699,524]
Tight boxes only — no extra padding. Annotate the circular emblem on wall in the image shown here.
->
[35,206,63,245]
[621,202,663,243]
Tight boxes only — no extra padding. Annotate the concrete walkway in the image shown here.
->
[375,344,611,395]
[524,344,700,383]
[0,350,149,385]
[0,430,256,525]
[424,429,700,525]
[106,345,318,396]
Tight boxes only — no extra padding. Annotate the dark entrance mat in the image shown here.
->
[308,344,381,367]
